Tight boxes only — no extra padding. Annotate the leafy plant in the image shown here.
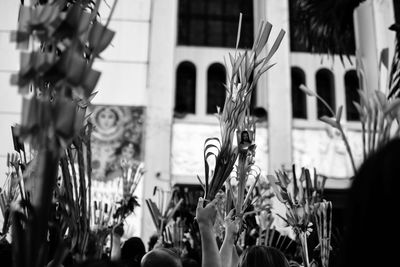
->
[299,37,400,174]
[199,14,285,200]
[6,0,117,266]
[299,84,357,174]
[290,0,364,62]
[314,200,332,267]
[267,165,327,267]
[145,187,184,247]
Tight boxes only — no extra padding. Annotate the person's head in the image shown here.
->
[340,138,400,267]
[72,259,124,267]
[0,239,12,267]
[115,141,139,160]
[147,234,159,251]
[181,257,200,267]
[238,246,290,267]
[121,237,146,267]
[96,107,119,130]
[141,248,182,267]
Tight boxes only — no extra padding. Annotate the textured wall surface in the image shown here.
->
[171,121,363,188]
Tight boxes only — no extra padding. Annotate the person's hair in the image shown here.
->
[121,237,146,267]
[141,248,182,267]
[72,259,124,267]
[147,234,159,251]
[340,138,400,267]
[181,257,200,267]
[115,140,140,157]
[0,239,12,267]
[238,246,290,267]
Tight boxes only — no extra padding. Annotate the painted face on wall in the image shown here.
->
[97,108,118,130]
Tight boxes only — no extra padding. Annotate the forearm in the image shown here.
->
[219,234,235,267]
[231,245,239,267]
[110,235,121,261]
[199,224,222,267]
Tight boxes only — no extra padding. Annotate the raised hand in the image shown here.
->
[223,209,240,240]
[196,197,218,228]
[196,197,222,267]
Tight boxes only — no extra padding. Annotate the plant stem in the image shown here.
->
[298,231,310,267]
[315,93,357,175]
[361,123,366,161]
[337,124,357,175]
[316,95,336,117]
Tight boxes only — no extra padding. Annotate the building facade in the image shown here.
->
[0,0,396,245]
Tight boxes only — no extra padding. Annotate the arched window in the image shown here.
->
[316,69,335,118]
[291,67,307,119]
[207,63,226,114]
[175,61,196,114]
[345,70,360,121]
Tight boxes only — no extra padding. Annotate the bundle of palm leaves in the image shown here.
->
[252,181,276,247]
[267,165,328,267]
[145,187,184,247]
[7,0,117,266]
[163,217,185,253]
[230,115,260,220]
[388,24,400,99]
[299,37,400,174]
[354,89,400,159]
[120,161,145,199]
[55,123,103,261]
[199,14,285,201]
[313,200,332,267]
[0,153,25,236]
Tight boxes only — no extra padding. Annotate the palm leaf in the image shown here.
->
[290,0,364,62]
[388,24,400,99]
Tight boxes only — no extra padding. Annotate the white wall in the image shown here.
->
[0,0,151,233]
[92,0,150,106]
[0,0,22,186]
[0,0,151,181]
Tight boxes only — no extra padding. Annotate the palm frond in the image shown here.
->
[290,0,364,62]
[388,24,400,99]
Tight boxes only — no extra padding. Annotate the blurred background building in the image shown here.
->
[0,0,397,245]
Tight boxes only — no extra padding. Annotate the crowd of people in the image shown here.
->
[1,138,397,267]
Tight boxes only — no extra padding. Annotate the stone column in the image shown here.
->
[142,0,177,248]
[264,0,293,172]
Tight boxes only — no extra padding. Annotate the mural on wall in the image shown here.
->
[292,127,363,181]
[171,123,269,181]
[88,105,145,206]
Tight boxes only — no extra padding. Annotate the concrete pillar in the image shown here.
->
[141,0,177,248]
[353,0,395,95]
[197,62,207,116]
[254,0,268,109]
[264,0,293,172]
